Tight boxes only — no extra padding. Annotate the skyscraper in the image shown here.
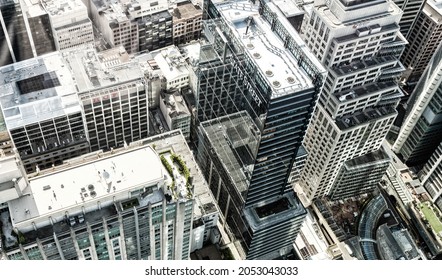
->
[400,0,442,84]
[195,0,326,259]
[0,0,35,66]
[1,130,207,260]
[419,141,442,212]
[393,0,425,39]
[393,42,442,168]
[297,0,406,205]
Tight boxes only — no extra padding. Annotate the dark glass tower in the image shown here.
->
[195,0,325,259]
[0,0,34,66]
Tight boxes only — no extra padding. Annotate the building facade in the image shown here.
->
[297,0,406,205]
[400,0,442,84]
[393,42,442,167]
[419,141,442,211]
[328,148,390,200]
[0,0,37,66]
[172,1,202,45]
[88,0,173,53]
[65,47,149,152]
[159,90,191,141]
[0,53,90,173]
[196,0,326,259]
[1,130,215,260]
[393,0,425,39]
[42,0,94,51]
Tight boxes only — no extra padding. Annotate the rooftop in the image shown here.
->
[41,0,86,17]
[173,1,202,20]
[334,81,398,103]
[9,146,164,227]
[336,106,397,129]
[339,0,386,7]
[200,111,261,198]
[294,210,329,260]
[160,90,191,118]
[154,46,189,82]
[23,0,46,17]
[244,192,306,231]
[345,147,390,168]
[63,47,144,94]
[427,0,442,13]
[216,1,321,98]
[273,0,304,17]
[0,53,81,129]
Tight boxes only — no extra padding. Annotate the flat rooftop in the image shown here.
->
[339,0,386,7]
[345,147,390,168]
[273,0,304,17]
[173,1,202,19]
[0,53,81,129]
[336,106,397,130]
[217,1,319,98]
[9,146,164,226]
[63,47,144,94]
[244,192,306,231]
[42,0,86,17]
[0,155,23,192]
[334,81,399,103]
[154,46,189,82]
[200,111,260,198]
[428,0,442,13]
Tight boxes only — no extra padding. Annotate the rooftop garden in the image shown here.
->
[420,202,442,234]
[160,151,192,200]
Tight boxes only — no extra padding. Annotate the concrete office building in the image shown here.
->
[0,53,90,173]
[419,141,442,211]
[42,0,94,51]
[393,42,442,167]
[1,130,217,260]
[64,46,149,152]
[400,0,442,84]
[296,0,406,205]
[393,0,425,38]
[328,147,390,200]
[196,0,326,259]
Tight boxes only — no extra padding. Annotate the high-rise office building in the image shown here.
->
[1,130,214,260]
[65,47,149,152]
[297,0,406,205]
[393,0,425,38]
[196,0,326,259]
[0,0,35,66]
[0,53,90,174]
[393,42,442,167]
[419,141,442,211]
[400,0,442,84]
[328,147,390,200]
[23,0,56,56]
